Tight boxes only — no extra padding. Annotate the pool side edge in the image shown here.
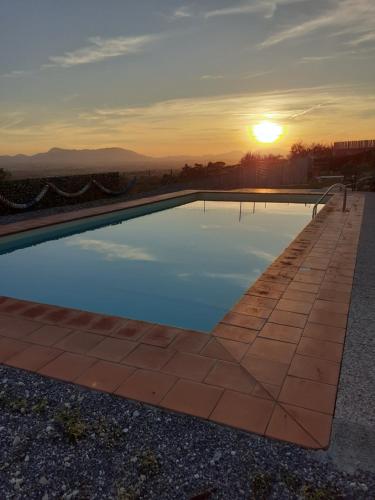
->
[0,189,363,450]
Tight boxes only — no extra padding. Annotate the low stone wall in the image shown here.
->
[0,172,121,215]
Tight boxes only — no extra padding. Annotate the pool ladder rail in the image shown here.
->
[312,183,348,218]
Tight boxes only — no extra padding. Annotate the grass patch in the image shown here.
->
[55,407,87,443]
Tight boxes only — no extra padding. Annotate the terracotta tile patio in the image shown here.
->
[0,189,365,449]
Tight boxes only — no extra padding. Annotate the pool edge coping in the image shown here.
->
[0,189,364,450]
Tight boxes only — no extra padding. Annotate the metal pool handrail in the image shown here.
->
[312,183,347,218]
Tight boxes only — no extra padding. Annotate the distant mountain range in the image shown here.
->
[0,147,243,179]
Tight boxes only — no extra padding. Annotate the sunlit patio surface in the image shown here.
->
[0,189,364,449]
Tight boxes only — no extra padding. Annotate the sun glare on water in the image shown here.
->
[252,121,283,143]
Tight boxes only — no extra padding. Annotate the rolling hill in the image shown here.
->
[0,147,243,179]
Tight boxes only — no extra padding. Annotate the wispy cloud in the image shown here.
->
[88,84,360,124]
[204,0,307,19]
[259,0,375,48]
[347,32,375,47]
[0,111,26,130]
[205,2,271,18]
[298,54,343,64]
[66,238,157,261]
[288,104,325,120]
[172,6,192,19]
[200,74,224,80]
[243,70,273,80]
[1,70,32,78]
[47,34,162,67]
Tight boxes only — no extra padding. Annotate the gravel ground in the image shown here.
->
[328,193,375,473]
[1,365,374,500]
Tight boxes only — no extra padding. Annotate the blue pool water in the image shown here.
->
[0,200,315,332]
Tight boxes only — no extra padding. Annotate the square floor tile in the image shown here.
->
[294,270,324,285]
[0,337,29,362]
[276,299,312,315]
[287,282,320,294]
[210,390,274,434]
[212,324,257,343]
[201,338,248,362]
[266,405,320,448]
[76,360,135,392]
[39,352,96,382]
[141,325,178,347]
[232,302,272,319]
[170,330,209,354]
[205,361,256,394]
[65,312,97,329]
[242,295,278,309]
[0,300,30,314]
[55,331,105,354]
[42,308,77,324]
[297,338,343,363]
[0,315,42,339]
[247,338,296,364]
[116,369,177,404]
[259,323,302,344]
[313,300,349,315]
[241,354,289,386]
[162,351,215,382]
[89,316,122,334]
[5,345,62,371]
[161,379,223,418]
[282,289,317,305]
[254,282,289,292]
[309,308,347,328]
[88,337,136,362]
[303,322,345,344]
[288,354,340,385]
[317,289,351,304]
[123,344,174,370]
[20,304,53,319]
[278,376,336,414]
[26,325,72,346]
[221,312,265,331]
[111,320,151,341]
[251,382,280,401]
[268,310,307,329]
[281,403,332,448]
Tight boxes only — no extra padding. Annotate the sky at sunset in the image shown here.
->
[1,0,374,156]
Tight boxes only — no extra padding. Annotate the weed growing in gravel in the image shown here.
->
[55,408,87,442]
[91,416,123,448]
[0,391,28,413]
[0,388,50,417]
[116,485,139,500]
[279,469,302,494]
[301,483,342,499]
[250,472,273,499]
[138,450,160,476]
[31,398,48,414]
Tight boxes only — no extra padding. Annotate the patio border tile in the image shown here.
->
[0,190,365,449]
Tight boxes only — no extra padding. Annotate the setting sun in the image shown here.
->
[252,121,283,143]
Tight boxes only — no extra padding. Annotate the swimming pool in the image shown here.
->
[0,197,319,332]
